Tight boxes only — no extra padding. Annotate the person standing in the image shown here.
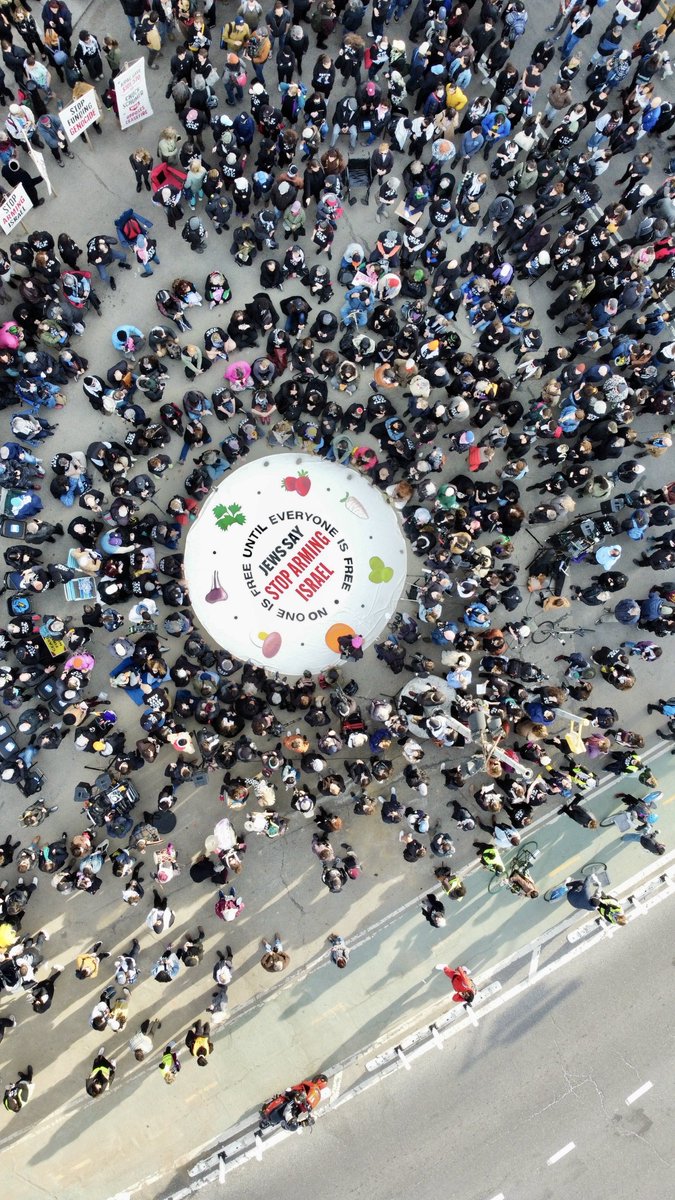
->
[119,0,147,38]
[421,894,446,927]
[86,234,132,290]
[85,1051,116,1096]
[328,932,349,968]
[1,156,44,207]
[129,148,153,192]
[74,30,104,80]
[3,1066,34,1112]
[435,965,477,1005]
[75,941,109,979]
[260,934,290,971]
[129,1018,162,1061]
[158,1042,181,1083]
[185,1019,213,1066]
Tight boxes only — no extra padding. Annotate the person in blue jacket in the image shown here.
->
[480,109,511,161]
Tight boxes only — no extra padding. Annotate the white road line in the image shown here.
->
[487,1193,505,1200]
[528,946,541,980]
[547,1142,575,1165]
[626,1081,653,1106]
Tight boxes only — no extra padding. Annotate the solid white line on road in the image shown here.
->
[547,1143,575,1165]
[487,1194,505,1200]
[330,1070,342,1105]
[626,1081,653,1106]
[528,946,541,980]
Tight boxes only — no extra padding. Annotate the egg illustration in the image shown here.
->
[325,621,356,652]
[251,629,283,658]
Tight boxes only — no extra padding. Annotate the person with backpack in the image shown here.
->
[136,12,163,69]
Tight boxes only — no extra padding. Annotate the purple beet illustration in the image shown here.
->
[205,570,228,604]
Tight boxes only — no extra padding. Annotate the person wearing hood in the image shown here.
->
[1,156,44,207]
[181,215,208,253]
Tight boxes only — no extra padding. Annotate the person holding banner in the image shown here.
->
[1,155,43,206]
[5,101,43,149]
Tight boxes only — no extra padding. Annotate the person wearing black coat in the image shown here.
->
[1,158,44,207]
[245,291,279,334]
[280,294,311,335]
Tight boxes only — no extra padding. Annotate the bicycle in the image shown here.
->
[544,860,608,903]
[600,789,661,830]
[531,618,595,646]
[487,840,539,894]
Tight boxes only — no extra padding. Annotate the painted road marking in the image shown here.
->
[528,946,541,980]
[487,1194,505,1200]
[626,1081,653,1106]
[547,1143,575,1165]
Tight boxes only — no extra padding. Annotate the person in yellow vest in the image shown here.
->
[3,1066,34,1113]
[185,1019,214,1066]
[595,896,627,926]
[0,921,18,952]
[85,1051,116,1097]
[473,841,506,874]
[158,1041,181,1083]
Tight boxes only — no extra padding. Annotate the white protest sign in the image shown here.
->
[114,59,153,131]
[0,184,33,235]
[27,146,52,197]
[60,91,100,141]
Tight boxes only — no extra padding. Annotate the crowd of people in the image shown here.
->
[0,0,673,1123]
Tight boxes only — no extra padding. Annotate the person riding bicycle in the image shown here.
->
[595,896,626,925]
[508,868,539,898]
[615,791,659,828]
[473,841,505,875]
[566,874,626,925]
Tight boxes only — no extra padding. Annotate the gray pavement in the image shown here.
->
[0,0,674,1196]
[192,889,675,1200]
[3,748,675,1200]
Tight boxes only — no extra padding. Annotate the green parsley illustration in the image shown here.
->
[214,503,246,532]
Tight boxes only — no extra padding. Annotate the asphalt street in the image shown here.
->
[0,0,674,1196]
[194,892,675,1200]
[3,751,674,1200]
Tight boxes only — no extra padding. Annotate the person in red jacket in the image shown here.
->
[435,964,476,1005]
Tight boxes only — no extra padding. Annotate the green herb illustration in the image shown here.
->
[214,503,246,532]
